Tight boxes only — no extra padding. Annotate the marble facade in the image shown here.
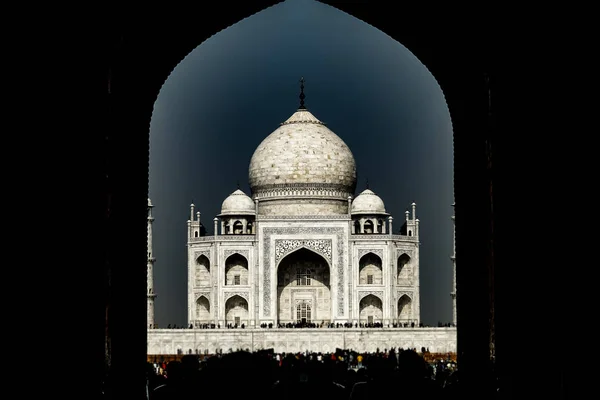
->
[148,99,456,354]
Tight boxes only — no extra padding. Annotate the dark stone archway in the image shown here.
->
[96,3,550,398]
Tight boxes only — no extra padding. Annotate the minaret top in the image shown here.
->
[147,198,153,208]
[298,77,306,109]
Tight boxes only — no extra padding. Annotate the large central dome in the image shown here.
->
[248,106,357,216]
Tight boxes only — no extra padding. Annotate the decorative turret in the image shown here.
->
[187,200,206,239]
[398,202,419,237]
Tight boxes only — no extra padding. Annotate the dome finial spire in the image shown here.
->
[236,180,240,189]
[366,177,369,189]
[299,77,306,109]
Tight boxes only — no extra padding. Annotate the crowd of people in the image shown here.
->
[102,347,499,399]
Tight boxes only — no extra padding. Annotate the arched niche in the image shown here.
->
[225,253,249,286]
[359,294,382,324]
[359,252,382,285]
[225,294,248,326]
[195,295,211,321]
[276,247,331,324]
[397,253,411,284]
[397,294,412,321]
[232,220,243,234]
[195,254,211,287]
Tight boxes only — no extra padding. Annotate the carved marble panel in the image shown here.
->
[294,298,313,306]
[223,249,250,261]
[357,248,383,261]
[396,291,413,300]
[258,214,349,220]
[224,291,249,303]
[396,249,414,259]
[275,239,332,263]
[358,290,383,302]
[194,291,211,302]
[194,250,211,261]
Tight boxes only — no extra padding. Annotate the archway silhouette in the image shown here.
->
[102,3,507,397]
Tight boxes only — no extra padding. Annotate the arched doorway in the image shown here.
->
[397,294,412,324]
[359,294,382,325]
[225,295,248,327]
[195,295,211,324]
[276,247,330,325]
[359,252,383,285]
[194,254,211,287]
[224,253,249,286]
[397,253,411,285]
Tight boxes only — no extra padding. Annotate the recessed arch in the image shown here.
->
[397,253,411,284]
[196,254,210,270]
[359,252,382,285]
[224,252,248,265]
[224,294,248,326]
[224,292,249,303]
[195,294,210,304]
[225,253,249,286]
[232,220,243,234]
[277,247,331,324]
[195,295,211,322]
[194,255,211,287]
[397,294,412,321]
[275,245,331,269]
[359,293,382,324]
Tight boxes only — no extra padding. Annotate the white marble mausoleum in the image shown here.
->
[147,84,456,354]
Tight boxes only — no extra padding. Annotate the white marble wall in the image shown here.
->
[147,327,457,354]
[187,219,420,327]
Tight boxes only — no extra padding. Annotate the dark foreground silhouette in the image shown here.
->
[104,348,498,399]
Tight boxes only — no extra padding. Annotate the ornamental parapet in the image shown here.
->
[351,234,417,241]
[189,235,255,243]
[252,182,352,201]
[257,214,350,220]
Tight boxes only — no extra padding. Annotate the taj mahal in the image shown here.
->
[147,80,457,355]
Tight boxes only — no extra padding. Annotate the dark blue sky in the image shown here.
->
[149,0,454,327]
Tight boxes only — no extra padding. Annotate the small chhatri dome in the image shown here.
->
[351,189,387,215]
[219,189,255,216]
